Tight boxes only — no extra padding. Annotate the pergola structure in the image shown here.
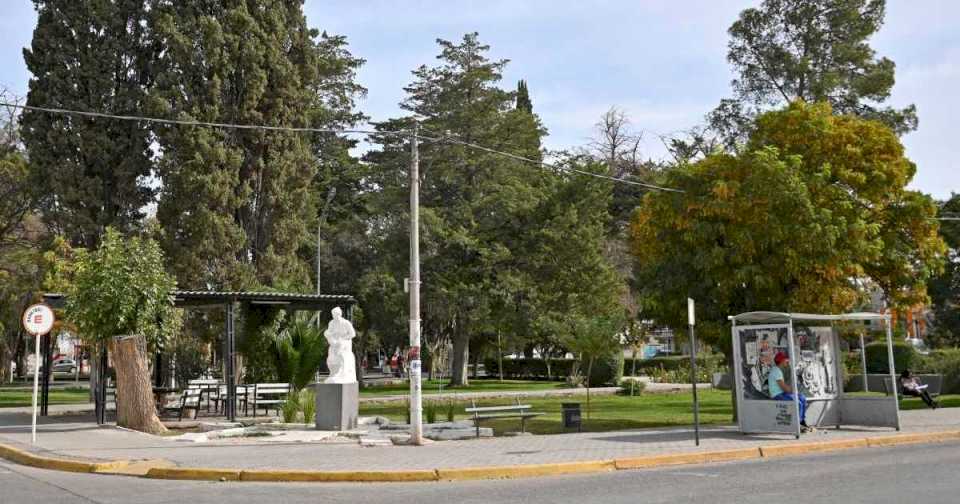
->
[728,311,899,439]
[43,290,357,423]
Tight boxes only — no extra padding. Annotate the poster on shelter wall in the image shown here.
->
[792,325,837,400]
[738,325,789,400]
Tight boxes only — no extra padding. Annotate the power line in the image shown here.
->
[0,101,405,136]
[2,101,686,192]
[418,128,685,193]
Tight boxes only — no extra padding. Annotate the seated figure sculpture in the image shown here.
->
[324,306,357,384]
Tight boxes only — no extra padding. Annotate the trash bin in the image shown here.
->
[561,402,581,432]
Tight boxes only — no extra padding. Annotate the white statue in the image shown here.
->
[324,306,357,384]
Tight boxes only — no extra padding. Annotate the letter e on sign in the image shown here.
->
[22,304,55,336]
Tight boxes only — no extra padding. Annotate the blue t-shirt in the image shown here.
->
[768,365,785,397]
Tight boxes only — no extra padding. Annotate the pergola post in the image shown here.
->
[885,315,901,431]
[224,300,236,422]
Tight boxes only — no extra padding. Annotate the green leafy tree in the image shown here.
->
[560,315,624,419]
[515,80,533,113]
[21,0,157,247]
[366,33,548,386]
[149,1,365,290]
[928,194,960,346]
[67,229,179,434]
[630,102,944,417]
[710,0,916,148]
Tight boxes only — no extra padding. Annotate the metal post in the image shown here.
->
[225,301,236,422]
[40,333,51,416]
[859,333,868,393]
[885,316,901,431]
[31,334,40,444]
[687,298,699,446]
[787,320,801,439]
[409,123,423,445]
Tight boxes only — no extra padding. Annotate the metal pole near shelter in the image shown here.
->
[408,123,424,445]
[687,298,700,446]
[885,315,901,431]
[786,318,801,439]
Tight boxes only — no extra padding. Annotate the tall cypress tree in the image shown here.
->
[149,1,365,290]
[20,0,157,248]
[516,80,533,113]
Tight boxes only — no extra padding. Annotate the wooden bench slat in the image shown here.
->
[465,405,532,413]
[475,412,543,420]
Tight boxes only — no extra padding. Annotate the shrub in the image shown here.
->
[588,351,624,386]
[865,341,917,374]
[300,389,316,425]
[445,400,456,422]
[915,349,960,394]
[618,377,646,396]
[424,400,438,424]
[281,392,301,423]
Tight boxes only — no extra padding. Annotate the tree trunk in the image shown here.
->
[110,335,167,434]
[450,331,469,386]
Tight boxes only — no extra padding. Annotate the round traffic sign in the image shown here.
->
[22,304,55,336]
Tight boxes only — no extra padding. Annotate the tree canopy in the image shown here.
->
[631,102,944,348]
[710,0,916,148]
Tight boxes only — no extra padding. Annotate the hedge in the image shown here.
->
[484,353,723,385]
[915,349,960,394]
[864,341,917,374]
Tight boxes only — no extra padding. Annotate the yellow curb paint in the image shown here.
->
[146,467,242,481]
[436,460,615,481]
[614,448,761,470]
[866,431,960,448]
[240,469,440,483]
[94,459,176,476]
[0,443,96,473]
[759,439,868,458]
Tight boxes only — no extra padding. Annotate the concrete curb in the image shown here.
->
[4,429,960,483]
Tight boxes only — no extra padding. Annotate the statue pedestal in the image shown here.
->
[314,382,358,431]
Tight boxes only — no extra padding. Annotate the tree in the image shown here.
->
[630,102,944,417]
[368,33,548,386]
[515,80,532,113]
[710,0,916,148]
[21,0,157,248]
[149,1,365,290]
[928,194,960,346]
[560,315,623,419]
[67,229,179,434]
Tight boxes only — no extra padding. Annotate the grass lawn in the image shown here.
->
[0,387,90,408]
[359,390,960,436]
[360,389,735,435]
[360,379,566,397]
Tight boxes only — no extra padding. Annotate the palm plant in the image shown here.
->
[274,313,327,391]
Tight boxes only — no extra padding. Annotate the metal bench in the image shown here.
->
[883,375,943,401]
[465,398,543,438]
[252,383,291,417]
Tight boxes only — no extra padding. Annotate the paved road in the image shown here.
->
[1,442,955,503]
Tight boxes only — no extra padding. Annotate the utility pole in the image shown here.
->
[408,123,424,445]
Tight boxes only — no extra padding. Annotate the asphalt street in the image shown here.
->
[1,442,956,503]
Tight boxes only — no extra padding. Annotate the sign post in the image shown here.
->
[22,304,55,444]
[688,298,700,446]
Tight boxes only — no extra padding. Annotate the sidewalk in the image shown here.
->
[1,408,957,474]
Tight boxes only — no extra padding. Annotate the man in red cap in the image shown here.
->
[768,351,813,432]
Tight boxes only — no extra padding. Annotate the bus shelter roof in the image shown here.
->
[728,311,890,324]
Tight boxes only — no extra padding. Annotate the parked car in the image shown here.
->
[52,358,79,374]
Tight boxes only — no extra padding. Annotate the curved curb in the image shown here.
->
[4,429,960,483]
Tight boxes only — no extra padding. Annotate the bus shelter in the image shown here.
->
[728,311,899,439]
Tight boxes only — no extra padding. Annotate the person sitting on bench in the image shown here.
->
[900,369,938,409]
[769,351,814,433]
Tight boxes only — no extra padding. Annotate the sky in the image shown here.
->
[1,0,957,199]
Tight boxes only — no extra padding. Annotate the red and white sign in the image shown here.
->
[22,304,54,336]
